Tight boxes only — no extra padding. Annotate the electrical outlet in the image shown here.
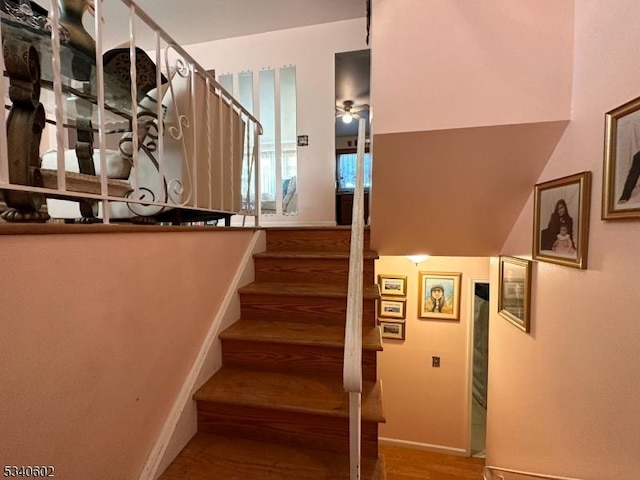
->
[432,356,441,368]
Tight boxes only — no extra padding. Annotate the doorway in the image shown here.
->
[470,280,489,458]
[334,49,370,225]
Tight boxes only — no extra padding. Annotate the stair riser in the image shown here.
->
[266,229,371,253]
[197,402,379,457]
[240,294,377,326]
[254,257,375,284]
[221,339,378,380]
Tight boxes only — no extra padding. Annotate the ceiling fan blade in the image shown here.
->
[352,104,370,114]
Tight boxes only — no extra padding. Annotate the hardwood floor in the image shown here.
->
[381,445,485,480]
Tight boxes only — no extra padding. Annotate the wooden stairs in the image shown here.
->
[159,227,386,479]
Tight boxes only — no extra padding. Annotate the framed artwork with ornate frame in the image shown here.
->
[603,95,640,219]
[498,256,532,333]
[418,271,461,320]
[533,171,591,269]
[377,274,407,297]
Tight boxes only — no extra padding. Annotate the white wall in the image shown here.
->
[186,19,368,226]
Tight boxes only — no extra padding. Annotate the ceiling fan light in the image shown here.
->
[342,112,353,124]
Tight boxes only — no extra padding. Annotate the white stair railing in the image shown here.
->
[485,466,585,480]
[343,117,367,480]
[0,0,262,225]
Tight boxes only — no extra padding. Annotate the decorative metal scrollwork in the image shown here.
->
[162,46,193,206]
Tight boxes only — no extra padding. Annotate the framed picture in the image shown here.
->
[498,256,532,333]
[379,319,406,340]
[379,298,406,319]
[378,274,407,297]
[418,271,461,320]
[603,95,640,219]
[533,171,591,269]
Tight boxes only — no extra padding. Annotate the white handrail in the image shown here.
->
[485,466,584,480]
[343,117,367,480]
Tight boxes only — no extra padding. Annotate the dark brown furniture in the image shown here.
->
[336,191,369,225]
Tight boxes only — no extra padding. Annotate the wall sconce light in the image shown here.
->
[406,254,429,266]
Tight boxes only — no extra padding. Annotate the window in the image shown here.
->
[337,151,371,191]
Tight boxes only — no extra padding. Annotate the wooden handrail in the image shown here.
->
[343,117,367,480]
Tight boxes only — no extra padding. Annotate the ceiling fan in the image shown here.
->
[336,100,369,124]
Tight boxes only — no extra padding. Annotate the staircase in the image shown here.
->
[159,227,386,479]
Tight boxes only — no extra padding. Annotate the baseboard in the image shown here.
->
[139,230,266,480]
[379,437,467,456]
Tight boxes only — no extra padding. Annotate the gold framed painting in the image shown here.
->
[377,274,407,297]
[533,171,591,269]
[603,95,640,219]
[379,298,406,319]
[379,319,406,340]
[498,256,532,333]
[418,271,461,320]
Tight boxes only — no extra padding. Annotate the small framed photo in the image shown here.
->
[379,319,405,340]
[603,95,640,219]
[378,274,407,297]
[418,271,461,320]
[379,297,406,319]
[498,256,532,333]
[533,171,591,269]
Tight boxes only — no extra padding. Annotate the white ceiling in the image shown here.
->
[36,0,366,48]
[146,0,366,46]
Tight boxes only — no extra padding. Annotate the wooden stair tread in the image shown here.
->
[221,319,383,351]
[240,282,380,299]
[254,250,379,259]
[159,432,384,480]
[194,367,385,423]
[162,227,385,476]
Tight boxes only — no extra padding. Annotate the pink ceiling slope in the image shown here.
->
[370,120,569,256]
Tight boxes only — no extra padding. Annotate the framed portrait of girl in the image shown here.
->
[418,271,461,320]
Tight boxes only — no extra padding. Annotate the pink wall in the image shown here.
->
[371,0,574,134]
[487,1,640,478]
[370,121,568,256]
[369,0,574,256]
[0,230,253,479]
[376,255,489,452]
